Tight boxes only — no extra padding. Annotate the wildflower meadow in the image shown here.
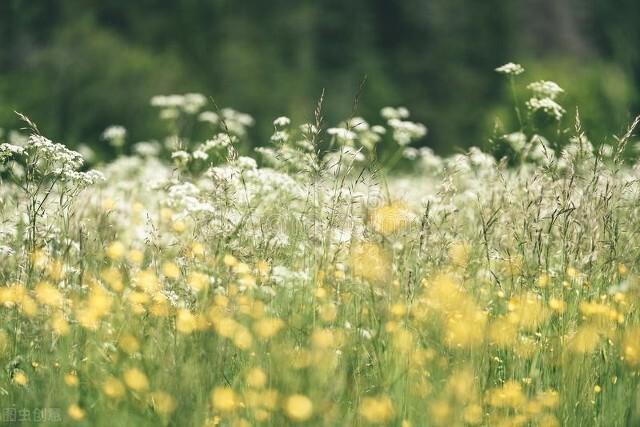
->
[1,64,640,426]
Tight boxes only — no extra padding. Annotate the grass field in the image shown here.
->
[0,65,639,426]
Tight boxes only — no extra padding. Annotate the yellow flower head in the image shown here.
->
[285,394,313,422]
[123,368,149,392]
[370,201,415,235]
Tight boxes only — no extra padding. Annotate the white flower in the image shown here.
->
[235,156,257,170]
[371,125,386,135]
[403,147,419,160]
[171,150,191,163]
[380,106,410,120]
[526,97,566,120]
[198,111,219,124]
[527,81,564,100]
[387,119,427,146]
[193,150,209,160]
[0,143,25,161]
[183,93,207,114]
[102,126,127,147]
[495,62,525,76]
[273,116,291,127]
[134,141,162,157]
[503,132,527,152]
[327,128,357,143]
[270,130,289,144]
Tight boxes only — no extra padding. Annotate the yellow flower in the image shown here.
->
[254,318,284,340]
[13,371,28,386]
[51,312,70,336]
[172,220,187,233]
[223,254,238,267]
[176,309,197,335]
[64,372,79,387]
[187,272,209,292]
[350,242,391,283]
[211,387,238,412]
[623,328,640,366]
[285,394,313,422]
[102,377,126,399]
[463,403,483,424]
[486,381,526,409]
[370,201,415,235]
[128,249,145,266]
[123,368,149,392]
[359,395,395,424]
[150,391,177,416]
[118,334,140,354]
[549,297,566,313]
[67,404,85,421]
[162,262,180,280]
[34,281,63,307]
[106,241,126,261]
[449,241,471,268]
[537,273,550,287]
[569,326,601,354]
[190,242,205,258]
[46,259,66,281]
[246,367,267,388]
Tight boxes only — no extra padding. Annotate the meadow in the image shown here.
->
[0,64,639,426]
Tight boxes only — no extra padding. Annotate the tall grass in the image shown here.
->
[0,64,639,426]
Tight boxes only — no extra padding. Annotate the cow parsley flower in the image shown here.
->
[270,130,289,144]
[527,81,564,100]
[198,111,219,124]
[193,150,209,160]
[171,150,191,166]
[102,126,127,148]
[327,128,357,144]
[388,119,427,146]
[495,62,525,76]
[526,97,566,121]
[0,143,24,161]
[182,93,207,114]
[273,116,291,127]
[380,106,410,120]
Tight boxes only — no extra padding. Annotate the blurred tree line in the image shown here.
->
[0,0,638,157]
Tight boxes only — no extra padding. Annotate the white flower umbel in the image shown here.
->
[495,62,525,76]
[527,80,564,100]
[526,97,566,121]
[102,125,127,148]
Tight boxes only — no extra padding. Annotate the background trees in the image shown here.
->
[0,0,638,157]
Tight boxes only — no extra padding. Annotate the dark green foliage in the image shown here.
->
[0,0,638,158]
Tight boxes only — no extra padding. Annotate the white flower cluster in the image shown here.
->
[0,143,24,161]
[380,106,410,120]
[198,111,219,124]
[27,135,84,168]
[527,80,564,100]
[273,116,291,127]
[151,93,208,115]
[387,118,427,146]
[495,62,525,76]
[327,127,357,144]
[380,107,427,146]
[526,97,566,121]
[61,170,105,185]
[102,125,127,148]
[219,108,255,136]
